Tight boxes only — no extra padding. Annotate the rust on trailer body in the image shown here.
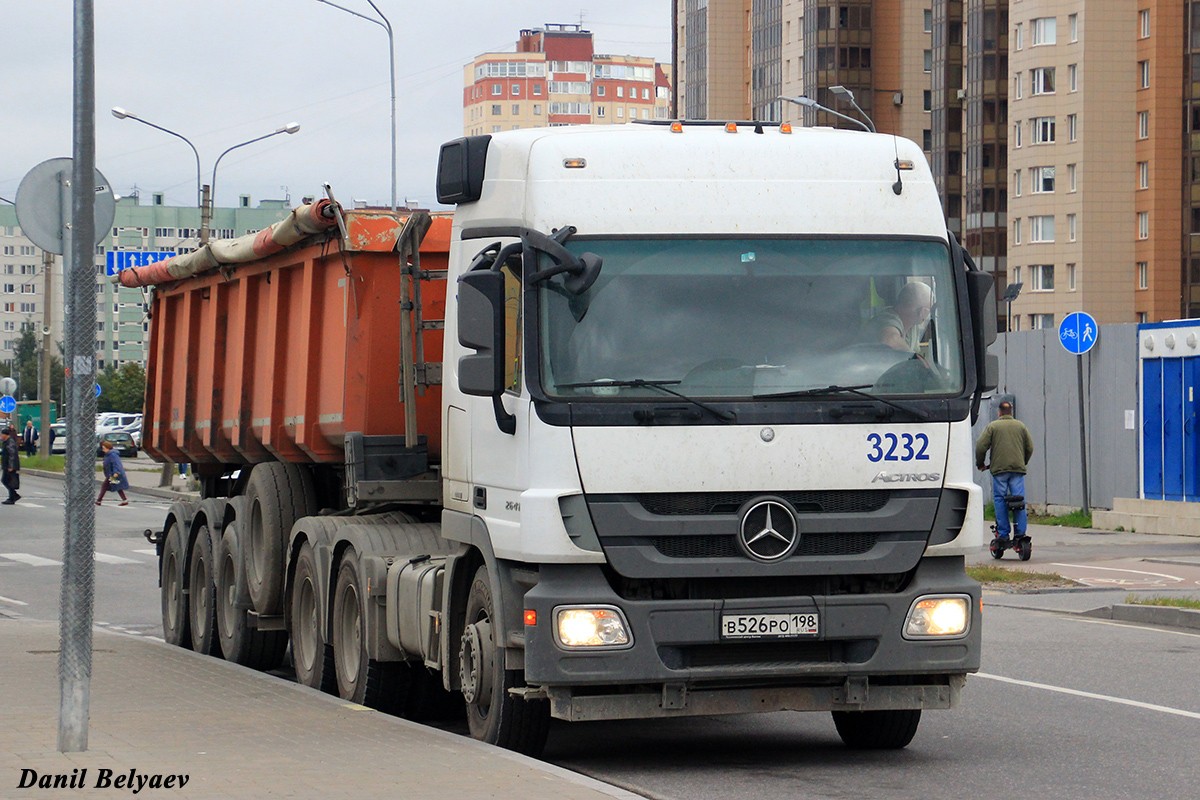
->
[143,211,449,467]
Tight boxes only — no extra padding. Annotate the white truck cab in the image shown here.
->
[435,122,997,750]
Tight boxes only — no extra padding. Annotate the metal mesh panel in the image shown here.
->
[653,532,879,559]
[637,490,890,516]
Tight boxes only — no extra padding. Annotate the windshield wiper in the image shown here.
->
[755,384,929,420]
[557,379,736,422]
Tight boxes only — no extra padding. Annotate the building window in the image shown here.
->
[1137,261,1148,289]
[924,9,933,33]
[642,88,650,100]
[1139,9,1150,38]
[597,106,606,118]
[1138,211,1149,239]
[1013,170,1022,196]
[1138,161,1149,189]
[1032,67,1056,94]
[1032,17,1057,45]
[491,104,501,115]
[1068,114,1078,141]
[597,85,605,97]
[1139,61,1150,89]
[923,90,932,111]
[617,106,624,118]
[923,129,932,151]
[1014,72,1023,99]
[1032,313,1055,329]
[1030,215,1055,242]
[1014,122,1023,148]
[1032,166,1055,193]
[512,104,520,115]
[533,84,542,96]
[1068,213,1077,241]
[512,84,520,96]
[923,50,932,72]
[1015,23,1023,50]
[533,104,542,116]
[1069,64,1078,92]
[1033,117,1056,144]
[1013,218,1022,244]
[616,86,624,98]
[492,84,502,96]
[1138,312,1149,324]
[1068,263,1077,291]
[1137,111,1149,139]
[1069,13,1078,41]
[1031,264,1056,291]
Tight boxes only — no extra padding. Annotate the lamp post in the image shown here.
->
[314,0,396,212]
[112,109,299,243]
[778,95,872,132]
[829,85,876,132]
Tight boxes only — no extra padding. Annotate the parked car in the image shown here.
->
[96,413,141,436]
[50,422,66,455]
[96,431,137,458]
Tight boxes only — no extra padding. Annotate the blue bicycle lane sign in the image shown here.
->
[1059,311,1098,355]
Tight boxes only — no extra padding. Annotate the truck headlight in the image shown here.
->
[903,595,971,639]
[554,606,631,648]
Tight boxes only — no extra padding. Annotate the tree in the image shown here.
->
[12,326,39,402]
[97,362,147,413]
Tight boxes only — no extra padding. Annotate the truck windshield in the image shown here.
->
[537,237,964,400]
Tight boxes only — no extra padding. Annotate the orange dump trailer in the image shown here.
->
[142,208,448,481]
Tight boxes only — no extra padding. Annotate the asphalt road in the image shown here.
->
[3,477,1198,799]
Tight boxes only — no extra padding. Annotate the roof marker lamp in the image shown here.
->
[555,606,631,648]
[904,595,970,639]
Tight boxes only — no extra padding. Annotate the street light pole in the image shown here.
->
[314,0,397,212]
[778,95,872,132]
[209,123,300,224]
[110,107,201,208]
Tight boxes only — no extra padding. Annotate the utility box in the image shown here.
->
[1138,321,1200,501]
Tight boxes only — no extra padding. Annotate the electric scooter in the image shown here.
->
[989,493,1032,561]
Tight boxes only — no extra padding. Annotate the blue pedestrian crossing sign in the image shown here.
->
[0,396,16,413]
[1059,311,1098,355]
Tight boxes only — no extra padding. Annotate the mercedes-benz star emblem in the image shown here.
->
[738,498,799,562]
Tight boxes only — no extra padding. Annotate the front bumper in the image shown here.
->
[521,556,980,721]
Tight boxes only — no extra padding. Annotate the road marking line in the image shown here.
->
[1068,616,1200,639]
[977,672,1200,719]
[20,503,47,508]
[0,595,29,606]
[94,553,142,565]
[0,553,62,567]
[1051,563,1185,583]
[132,548,158,556]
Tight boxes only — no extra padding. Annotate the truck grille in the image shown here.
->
[654,533,879,559]
[659,640,876,669]
[637,490,890,516]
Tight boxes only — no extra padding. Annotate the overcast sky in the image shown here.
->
[2,1,672,212]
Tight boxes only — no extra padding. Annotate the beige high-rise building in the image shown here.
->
[1008,0,1184,328]
[463,24,672,137]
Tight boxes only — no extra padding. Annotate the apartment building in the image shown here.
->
[463,24,673,136]
[676,0,1197,328]
[0,193,292,371]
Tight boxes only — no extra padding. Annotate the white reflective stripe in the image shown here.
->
[93,553,141,565]
[0,595,29,606]
[976,673,1200,720]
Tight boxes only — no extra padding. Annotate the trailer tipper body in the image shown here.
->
[145,122,997,756]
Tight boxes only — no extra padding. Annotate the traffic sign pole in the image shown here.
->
[1059,312,1098,516]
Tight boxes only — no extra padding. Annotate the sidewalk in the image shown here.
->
[0,619,640,800]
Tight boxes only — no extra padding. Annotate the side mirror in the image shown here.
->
[457,270,505,397]
[966,270,998,393]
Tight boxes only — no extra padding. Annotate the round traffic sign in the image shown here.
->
[0,377,15,396]
[14,158,116,254]
[95,383,102,398]
[1059,311,1099,355]
[0,396,16,414]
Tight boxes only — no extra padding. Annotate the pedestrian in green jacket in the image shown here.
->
[975,401,1034,539]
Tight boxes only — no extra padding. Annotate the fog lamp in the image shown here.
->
[555,606,631,648]
[904,595,970,639]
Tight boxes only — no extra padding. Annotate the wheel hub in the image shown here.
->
[459,619,493,705]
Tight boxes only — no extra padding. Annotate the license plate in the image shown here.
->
[721,612,820,639]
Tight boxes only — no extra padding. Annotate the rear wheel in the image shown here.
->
[989,538,1004,560]
[460,565,550,755]
[245,462,315,615]
[215,502,288,670]
[187,516,222,656]
[290,541,332,692]
[331,550,410,710]
[160,518,191,649]
[1018,537,1032,561]
[832,709,921,749]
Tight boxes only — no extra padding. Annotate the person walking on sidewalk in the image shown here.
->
[96,440,130,506]
[975,401,1034,542]
[1,426,20,505]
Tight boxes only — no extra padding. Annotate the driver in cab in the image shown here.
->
[863,281,933,352]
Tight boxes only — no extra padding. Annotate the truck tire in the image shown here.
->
[246,462,315,616]
[331,549,411,711]
[187,516,222,656]
[160,518,192,649]
[290,541,334,692]
[216,502,288,670]
[460,565,550,756]
[831,709,921,749]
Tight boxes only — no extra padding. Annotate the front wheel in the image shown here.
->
[831,709,921,749]
[459,565,550,756]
